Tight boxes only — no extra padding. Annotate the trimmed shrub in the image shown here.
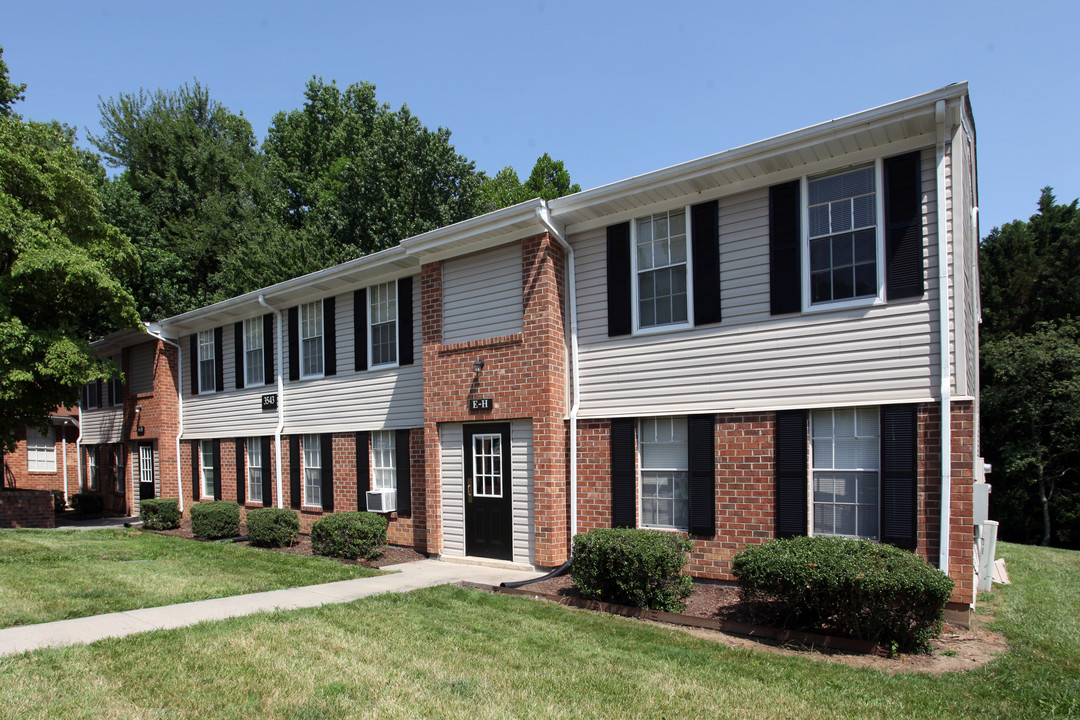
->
[140,498,181,530]
[310,511,387,560]
[731,536,954,654]
[190,500,240,540]
[246,508,300,548]
[52,490,66,513]
[70,492,103,515]
[571,528,694,612]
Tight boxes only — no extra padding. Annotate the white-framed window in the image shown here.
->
[471,433,503,498]
[198,330,216,393]
[632,208,692,332]
[86,448,98,491]
[639,417,689,531]
[247,437,263,504]
[811,407,880,540]
[804,163,884,309]
[84,382,99,410]
[303,435,322,507]
[300,302,324,378]
[243,318,264,388]
[200,440,215,499]
[114,444,125,493]
[110,355,123,406]
[139,444,154,489]
[369,281,398,368]
[372,431,396,491]
[26,426,56,473]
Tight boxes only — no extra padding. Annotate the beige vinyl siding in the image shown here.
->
[442,242,523,344]
[439,420,535,566]
[572,147,943,418]
[128,342,156,394]
[80,407,123,445]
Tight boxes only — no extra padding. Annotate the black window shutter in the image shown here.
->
[611,417,636,528]
[687,414,716,536]
[321,433,334,512]
[775,409,808,538]
[288,307,299,381]
[323,297,337,377]
[769,181,801,315]
[354,289,368,372]
[82,385,88,409]
[261,436,273,507]
[396,429,412,517]
[235,438,245,505]
[191,441,200,500]
[96,379,104,408]
[263,314,275,385]
[356,431,370,511]
[606,223,632,337]
[189,335,199,396]
[884,151,924,300]
[398,277,414,366]
[881,404,918,548]
[214,327,224,393]
[234,322,244,390]
[289,435,301,509]
[212,439,222,501]
[691,200,721,326]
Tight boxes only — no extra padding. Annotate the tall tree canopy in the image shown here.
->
[0,58,139,454]
[980,187,1080,547]
[478,153,582,211]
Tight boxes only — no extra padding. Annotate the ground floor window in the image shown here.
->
[86,448,98,491]
[201,440,215,499]
[26,426,56,472]
[303,434,321,507]
[247,438,263,504]
[372,431,396,491]
[638,417,689,530]
[114,444,125,493]
[810,406,880,539]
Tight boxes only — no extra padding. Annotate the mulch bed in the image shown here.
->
[141,518,427,569]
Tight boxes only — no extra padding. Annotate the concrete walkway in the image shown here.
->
[0,560,541,657]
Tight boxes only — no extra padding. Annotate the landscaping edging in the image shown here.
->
[485,583,885,656]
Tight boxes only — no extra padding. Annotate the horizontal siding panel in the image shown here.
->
[182,390,279,439]
[511,419,534,566]
[128,342,156,395]
[440,424,465,557]
[282,365,424,434]
[80,408,123,444]
[443,242,523,344]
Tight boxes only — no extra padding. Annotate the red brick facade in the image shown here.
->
[3,415,79,497]
[0,489,55,528]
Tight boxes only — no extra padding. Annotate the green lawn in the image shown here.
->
[0,528,380,627]
[0,541,1076,719]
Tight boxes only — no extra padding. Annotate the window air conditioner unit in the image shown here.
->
[366,489,396,513]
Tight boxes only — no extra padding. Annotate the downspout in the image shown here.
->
[536,204,581,546]
[61,417,77,505]
[148,329,185,512]
[258,295,286,509]
[936,99,952,576]
[75,411,84,494]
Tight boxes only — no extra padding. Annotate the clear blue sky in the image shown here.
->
[6,0,1077,234]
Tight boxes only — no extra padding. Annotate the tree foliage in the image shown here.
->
[478,153,582,211]
[0,66,139,454]
[980,188,1080,547]
[0,46,26,116]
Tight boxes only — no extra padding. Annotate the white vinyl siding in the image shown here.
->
[639,417,689,530]
[811,407,880,540]
[200,440,215,499]
[303,434,321,508]
[128,342,156,394]
[442,242,523,344]
[369,282,397,367]
[198,330,216,393]
[26,427,56,472]
[247,437,263,504]
[572,148,941,418]
[300,301,324,379]
[244,318,264,388]
[372,431,396,491]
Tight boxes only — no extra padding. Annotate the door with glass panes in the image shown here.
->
[464,423,513,560]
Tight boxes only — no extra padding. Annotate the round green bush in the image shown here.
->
[190,500,240,540]
[731,536,954,654]
[70,492,103,515]
[571,528,694,612]
[246,507,300,548]
[310,511,388,560]
[140,498,181,530]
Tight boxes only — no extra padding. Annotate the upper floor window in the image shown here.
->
[806,165,879,306]
[243,318,264,388]
[639,417,689,531]
[811,406,880,540]
[26,426,56,472]
[372,431,396,491]
[370,281,397,367]
[634,209,689,330]
[110,355,123,406]
[300,301,324,378]
[84,381,99,410]
[198,330,216,393]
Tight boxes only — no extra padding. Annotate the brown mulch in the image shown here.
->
[522,574,1008,675]
[142,518,427,568]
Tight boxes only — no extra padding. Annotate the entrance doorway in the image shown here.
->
[464,423,513,560]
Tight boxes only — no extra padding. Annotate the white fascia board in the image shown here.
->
[90,326,154,353]
[549,83,968,220]
[400,198,546,261]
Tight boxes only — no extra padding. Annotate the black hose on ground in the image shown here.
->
[500,558,572,588]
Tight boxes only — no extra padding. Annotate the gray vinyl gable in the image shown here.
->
[442,241,524,344]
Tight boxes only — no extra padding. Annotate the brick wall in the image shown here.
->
[0,489,55,528]
[421,233,569,566]
[3,419,79,496]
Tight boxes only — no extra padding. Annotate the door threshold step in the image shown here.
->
[436,555,536,572]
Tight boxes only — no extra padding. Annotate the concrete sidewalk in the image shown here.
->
[0,560,541,657]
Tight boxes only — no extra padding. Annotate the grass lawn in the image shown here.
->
[0,529,380,628]
[0,541,1077,719]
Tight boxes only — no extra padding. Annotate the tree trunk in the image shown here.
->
[1039,463,1052,546]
